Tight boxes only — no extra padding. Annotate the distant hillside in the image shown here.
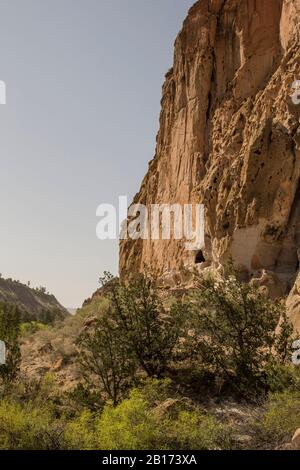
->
[0,276,68,322]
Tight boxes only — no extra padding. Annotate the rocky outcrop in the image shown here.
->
[120,0,300,325]
[20,312,83,390]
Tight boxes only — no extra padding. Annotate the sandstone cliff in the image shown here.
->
[120,0,300,327]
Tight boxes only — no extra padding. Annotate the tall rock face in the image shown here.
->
[120,0,300,323]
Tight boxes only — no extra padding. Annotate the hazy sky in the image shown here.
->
[0,0,194,308]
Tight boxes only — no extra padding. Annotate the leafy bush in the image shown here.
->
[64,410,97,449]
[0,400,66,449]
[162,410,231,450]
[96,381,232,450]
[77,306,137,405]
[106,272,186,377]
[67,383,104,412]
[98,389,157,449]
[186,267,293,397]
[77,273,187,404]
[0,374,97,450]
[264,363,300,393]
[262,391,300,440]
[20,321,48,336]
[2,266,295,451]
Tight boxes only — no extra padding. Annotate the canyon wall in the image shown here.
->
[119,0,300,327]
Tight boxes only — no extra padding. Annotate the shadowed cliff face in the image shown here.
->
[120,0,300,325]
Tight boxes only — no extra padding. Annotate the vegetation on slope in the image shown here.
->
[0,268,299,450]
[0,276,68,323]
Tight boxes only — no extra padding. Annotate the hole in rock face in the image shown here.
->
[195,250,206,264]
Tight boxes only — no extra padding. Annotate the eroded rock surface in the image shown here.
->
[120,0,300,326]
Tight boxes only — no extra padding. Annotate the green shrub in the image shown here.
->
[96,381,232,450]
[0,400,66,449]
[97,389,157,450]
[135,378,172,406]
[106,272,187,377]
[77,307,137,405]
[186,267,293,397]
[162,410,231,450]
[20,321,48,336]
[256,390,300,447]
[77,273,187,405]
[67,383,104,412]
[64,410,97,449]
[264,363,300,393]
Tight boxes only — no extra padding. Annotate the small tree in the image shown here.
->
[187,268,293,396]
[77,309,137,405]
[0,302,21,385]
[109,273,186,377]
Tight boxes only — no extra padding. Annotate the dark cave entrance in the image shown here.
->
[195,250,206,264]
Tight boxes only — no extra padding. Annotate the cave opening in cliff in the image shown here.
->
[195,250,205,264]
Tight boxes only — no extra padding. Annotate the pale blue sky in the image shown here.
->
[0,0,194,307]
